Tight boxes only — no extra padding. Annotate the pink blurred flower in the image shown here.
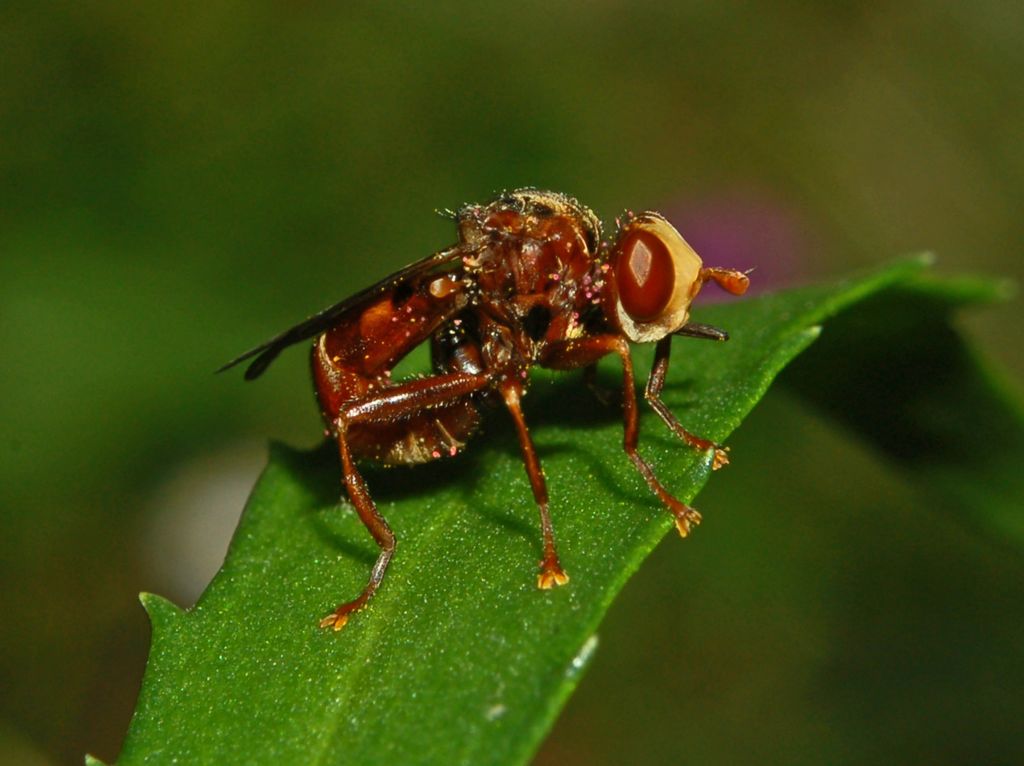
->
[661,189,811,298]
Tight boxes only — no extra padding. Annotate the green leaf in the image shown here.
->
[115,256,1020,765]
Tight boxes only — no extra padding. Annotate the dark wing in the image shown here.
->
[218,247,467,380]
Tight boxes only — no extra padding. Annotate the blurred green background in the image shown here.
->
[2,2,1021,764]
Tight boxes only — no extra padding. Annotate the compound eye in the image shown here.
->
[608,212,704,343]
[616,229,675,322]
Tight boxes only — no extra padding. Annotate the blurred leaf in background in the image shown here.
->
[0,1,1021,764]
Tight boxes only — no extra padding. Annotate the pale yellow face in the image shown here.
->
[612,213,704,343]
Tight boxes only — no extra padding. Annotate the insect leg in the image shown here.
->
[319,430,395,631]
[646,336,730,470]
[342,372,489,424]
[541,336,701,537]
[499,381,569,589]
[605,337,703,537]
[320,372,492,631]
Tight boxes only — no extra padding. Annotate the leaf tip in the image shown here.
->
[139,591,185,628]
[84,755,109,766]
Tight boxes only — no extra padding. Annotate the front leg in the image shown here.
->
[646,336,729,470]
[540,337,701,537]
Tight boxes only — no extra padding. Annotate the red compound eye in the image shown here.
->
[615,229,675,322]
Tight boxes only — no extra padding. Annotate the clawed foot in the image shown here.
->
[319,610,351,631]
[537,560,570,589]
[673,506,702,538]
[319,598,365,631]
[678,428,730,470]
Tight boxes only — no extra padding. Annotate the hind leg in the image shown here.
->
[319,371,491,630]
[319,429,395,630]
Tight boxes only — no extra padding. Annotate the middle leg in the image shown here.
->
[499,380,569,589]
